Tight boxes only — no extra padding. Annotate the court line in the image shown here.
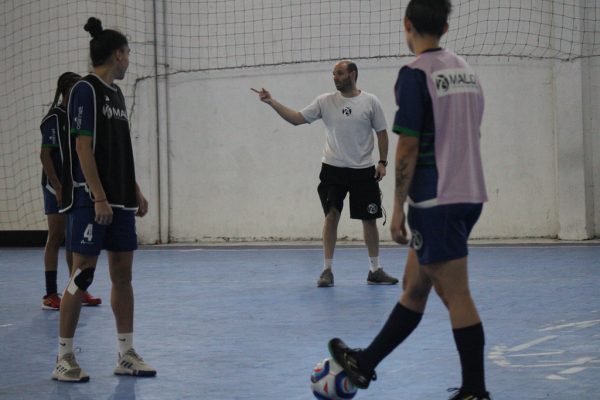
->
[507,335,558,352]
[540,320,600,332]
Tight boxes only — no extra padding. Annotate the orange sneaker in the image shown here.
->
[42,293,61,310]
[82,291,102,306]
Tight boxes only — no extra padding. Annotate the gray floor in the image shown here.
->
[0,244,599,399]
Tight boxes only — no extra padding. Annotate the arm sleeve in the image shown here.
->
[392,67,427,137]
[299,95,322,124]
[40,115,59,148]
[370,95,388,132]
[68,81,96,137]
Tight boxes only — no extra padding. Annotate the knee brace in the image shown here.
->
[66,268,95,295]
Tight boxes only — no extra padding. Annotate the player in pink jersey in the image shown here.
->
[329,1,491,399]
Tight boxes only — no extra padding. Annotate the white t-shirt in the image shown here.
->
[300,91,388,168]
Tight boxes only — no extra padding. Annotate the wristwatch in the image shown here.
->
[378,160,388,167]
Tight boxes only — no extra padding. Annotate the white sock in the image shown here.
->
[324,259,333,270]
[117,332,133,356]
[58,337,74,358]
[369,257,380,272]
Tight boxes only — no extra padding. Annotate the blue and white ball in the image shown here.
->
[310,358,357,400]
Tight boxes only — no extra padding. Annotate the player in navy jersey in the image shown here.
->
[40,72,101,310]
[52,17,155,382]
[328,1,491,399]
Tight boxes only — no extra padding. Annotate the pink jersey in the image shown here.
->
[408,50,488,205]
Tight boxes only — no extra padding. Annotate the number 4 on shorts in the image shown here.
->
[83,224,93,241]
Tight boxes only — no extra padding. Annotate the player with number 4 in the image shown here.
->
[53,17,155,382]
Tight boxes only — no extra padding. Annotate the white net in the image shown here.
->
[1,0,598,231]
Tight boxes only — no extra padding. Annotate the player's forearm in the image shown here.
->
[40,150,61,188]
[267,99,306,126]
[393,137,418,210]
[75,141,106,200]
[376,130,389,162]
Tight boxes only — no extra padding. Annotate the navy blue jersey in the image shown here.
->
[62,74,137,211]
[392,50,442,203]
[40,105,68,191]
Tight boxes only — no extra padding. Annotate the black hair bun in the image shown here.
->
[84,17,103,38]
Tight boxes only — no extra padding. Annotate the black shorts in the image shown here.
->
[317,163,383,220]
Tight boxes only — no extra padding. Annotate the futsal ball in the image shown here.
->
[310,358,357,400]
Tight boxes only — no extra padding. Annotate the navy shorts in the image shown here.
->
[317,163,383,220]
[66,207,138,256]
[43,187,59,215]
[407,203,483,265]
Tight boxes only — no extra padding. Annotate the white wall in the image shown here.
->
[0,0,596,241]
[132,56,597,243]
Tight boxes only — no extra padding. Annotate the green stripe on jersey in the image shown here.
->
[70,128,94,137]
[392,125,421,137]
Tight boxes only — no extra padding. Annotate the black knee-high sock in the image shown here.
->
[356,303,423,372]
[45,270,58,296]
[453,323,487,395]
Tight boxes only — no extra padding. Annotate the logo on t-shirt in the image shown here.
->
[433,68,479,97]
[342,106,352,116]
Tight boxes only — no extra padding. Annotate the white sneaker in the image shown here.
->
[114,348,157,377]
[52,352,90,382]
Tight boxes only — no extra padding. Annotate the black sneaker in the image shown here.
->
[367,268,399,285]
[447,388,492,400]
[317,269,334,287]
[328,338,376,389]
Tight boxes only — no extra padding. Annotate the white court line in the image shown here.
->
[507,335,558,352]
[0,324,13,328]
[558,366,587,375]
[508,351,565,357]
[540,320,600,332]
[494,357,596,369]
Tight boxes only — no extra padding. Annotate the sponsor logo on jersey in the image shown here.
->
[433,68,479,97]
[102,103,128,121]
[75,106,84,129]
[342,106,352,116]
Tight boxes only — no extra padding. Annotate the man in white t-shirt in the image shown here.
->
[252,60,398,287]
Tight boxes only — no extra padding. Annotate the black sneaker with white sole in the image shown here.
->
[328,338,376,389]
[447,387,492,400]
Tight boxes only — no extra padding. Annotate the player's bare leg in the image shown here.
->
[422,256,480,328]
[423,256,487,397]
[108,250,156,377]
[363,218,398,284]
[108,251,134,333]
[322,207,341,260]
[361,218,379,257]
[53,253,97,382]
[399,248,432,312]
[42,214,66,310]
[44,214,65,274]
[318,208,341,287]
[60,255,98,337]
